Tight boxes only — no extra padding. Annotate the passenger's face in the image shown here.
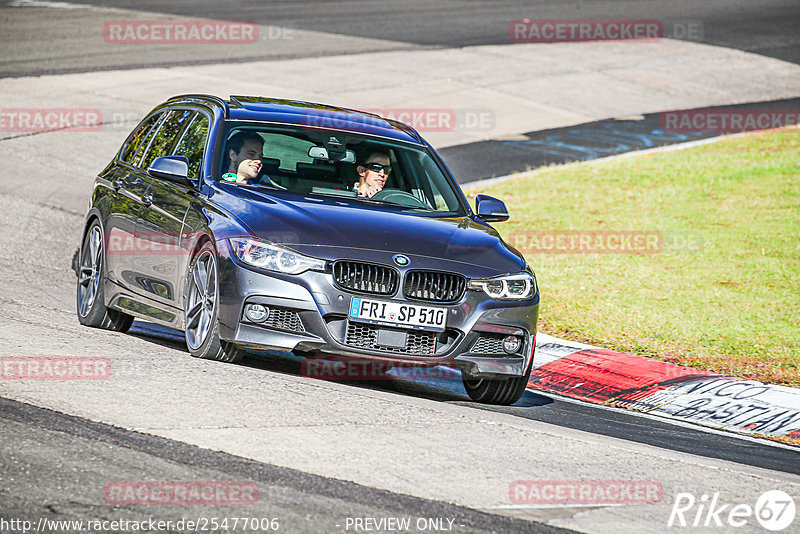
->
[358,154,390,190]
[230,140,263,179]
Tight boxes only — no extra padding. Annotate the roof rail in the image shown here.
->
[167,94,231,118]
[229,95,385,119]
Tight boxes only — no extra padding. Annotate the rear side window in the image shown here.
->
[140,109,194,170]
[173,113,210,180]
[120,112,162,164]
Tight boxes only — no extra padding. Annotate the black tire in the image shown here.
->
[184,241,244,363]
[462,354,533,405]
[76,221,134,332]
[71,247,80,276]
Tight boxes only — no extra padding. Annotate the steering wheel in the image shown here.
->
[370,189,430,209]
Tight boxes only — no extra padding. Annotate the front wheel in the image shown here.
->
[462,358,533,405]
[76,221,134,332]
[184,242,244,363]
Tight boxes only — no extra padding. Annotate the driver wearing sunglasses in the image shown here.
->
[354,152,391,198]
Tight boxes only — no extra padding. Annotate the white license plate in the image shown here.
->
[348,297,446,332]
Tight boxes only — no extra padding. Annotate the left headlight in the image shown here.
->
[229,237,326,275]
[468,272,537,300]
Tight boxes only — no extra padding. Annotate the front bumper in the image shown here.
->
[215,245,539,378]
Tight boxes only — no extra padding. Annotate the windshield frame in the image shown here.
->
[215,120,472,217]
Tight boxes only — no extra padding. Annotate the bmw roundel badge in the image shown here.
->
[393,254,410,266]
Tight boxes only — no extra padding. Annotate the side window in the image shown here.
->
[120,113,162,164]
[173,113,210,180]
[140,109,194,170]
[131,113,166,168]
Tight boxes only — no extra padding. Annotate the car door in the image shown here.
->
[171,112,212,315]
[103,111,165,290]
[133,109,202,309]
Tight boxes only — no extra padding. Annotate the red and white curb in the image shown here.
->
[530,333,800,446]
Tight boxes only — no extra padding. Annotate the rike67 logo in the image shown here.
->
[669,490,796,531]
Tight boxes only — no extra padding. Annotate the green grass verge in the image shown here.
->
[466,129,800,387]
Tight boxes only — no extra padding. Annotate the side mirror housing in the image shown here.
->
[148,156,192,186]
[475,194,509,222]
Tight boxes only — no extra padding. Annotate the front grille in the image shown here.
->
[264,308,304,332]
[471,333,522,355]
[472,334,507,355]
[403,271,466,302]
[345,322,436,356]
[333,261,398,295]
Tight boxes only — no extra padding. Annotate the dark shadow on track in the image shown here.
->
[124,321,799,475]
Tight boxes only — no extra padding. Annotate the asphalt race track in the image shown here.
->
[1,1,799,533]
[3,0,800,76]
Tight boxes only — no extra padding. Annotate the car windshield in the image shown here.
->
[220,125,465,214]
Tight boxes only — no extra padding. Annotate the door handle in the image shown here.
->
[141,194,153,207]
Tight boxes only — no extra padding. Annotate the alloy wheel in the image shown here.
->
[185,250,217,351]
[77,226,103,317]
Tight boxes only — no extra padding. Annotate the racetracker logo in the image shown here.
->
[509,19,703,43]
[301,359,454,382]
[104,481,259,505]
[105,230,188,256]
[507,230,663,254]
[510,19,662,42]
[506,230,704,255]
[302,108,495,132]
[661,109,800,133]
[509,480,663,505]
[0,357,111,380]
[0,108,101,133]
[104,20,259,44]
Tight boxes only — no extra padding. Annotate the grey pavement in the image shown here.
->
[3,0,800,75]
[0,3,799,533]
[0,398,568,534]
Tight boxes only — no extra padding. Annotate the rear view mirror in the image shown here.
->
[308,146,356,163]
[475,194,509,222]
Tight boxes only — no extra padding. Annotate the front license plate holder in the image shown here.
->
[348,297,446,332]
[375,329,408,348]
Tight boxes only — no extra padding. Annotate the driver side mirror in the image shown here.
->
[475,194,509,222]
[148,156,193,187]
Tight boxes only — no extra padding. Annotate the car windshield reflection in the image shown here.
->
[220,127,465,214]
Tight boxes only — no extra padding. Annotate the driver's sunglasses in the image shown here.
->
[362,162,391,174]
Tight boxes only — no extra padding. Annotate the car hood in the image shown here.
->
[215,187,525,276]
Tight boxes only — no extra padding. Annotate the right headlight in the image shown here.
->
[468,272,537,301]
[229,237,326,275]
